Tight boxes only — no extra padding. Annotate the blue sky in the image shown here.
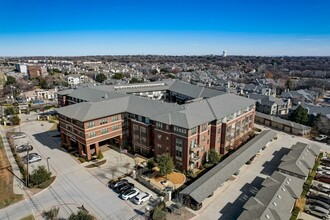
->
[0,0,329,56]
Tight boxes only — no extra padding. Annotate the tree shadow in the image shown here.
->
[219,176,264,220]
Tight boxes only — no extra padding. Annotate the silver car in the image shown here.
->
[305,204,330,220]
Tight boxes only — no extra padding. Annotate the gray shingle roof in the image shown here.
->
[56,96,130,121]
[56,92,255,129]
[238,171,304,220]
[278,142,320,178]
[169,80,224,98]
[180,130,277,204]
[255,112,311,131]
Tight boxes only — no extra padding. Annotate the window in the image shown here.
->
[157,144,162,149]
[112,115,119,121]
[201,124,208,132]
[202,135,206,142]
[190,127,197,135]
[175,138,183,147]
[101,128,108,134]
[217,137,221,143]
[113,125,120,131]
[87,121,95,128]
[145,118,150,124]
[157,134,162,140]
[156,122,162,129]
[100,118,107,125]
[88,131,96,138]
[174,126,187,135]
[218,128,221,134]
[166,136,169,141]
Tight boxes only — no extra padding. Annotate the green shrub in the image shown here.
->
[97,151,104,160]
[29,166,51,187]
[79,157,87,163]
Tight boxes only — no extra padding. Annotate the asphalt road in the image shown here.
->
[0,120,151,220]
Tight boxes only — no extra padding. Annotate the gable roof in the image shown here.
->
[180,130,277,204]
[238,171,304,220]
[278,142,320,178]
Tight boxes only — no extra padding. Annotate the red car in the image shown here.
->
[315,174,330,184]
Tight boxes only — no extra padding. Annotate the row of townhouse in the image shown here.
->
[56,81,255,171]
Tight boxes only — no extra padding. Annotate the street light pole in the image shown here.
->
[26,148,30,187]
[47,157,50,173]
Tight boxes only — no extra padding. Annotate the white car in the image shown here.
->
[317,170,330,176]
[133,192,152,205]
[24,154,42,164]
[121,188,140,200]
[318,166,330,172]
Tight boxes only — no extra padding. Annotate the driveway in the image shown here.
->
[0,120,152,220]
[194,126,330,220]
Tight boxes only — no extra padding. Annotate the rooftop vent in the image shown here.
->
[282,188,286,191]
[277,195,281,199]
[265,215,270,219]
[273,202,277,206]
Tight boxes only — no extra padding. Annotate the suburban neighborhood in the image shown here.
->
[1,56,330,220]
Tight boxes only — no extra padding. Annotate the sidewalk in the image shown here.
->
[0,125,30,196]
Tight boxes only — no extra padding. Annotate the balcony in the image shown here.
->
[190,154,201,163]
[190,144,202,153]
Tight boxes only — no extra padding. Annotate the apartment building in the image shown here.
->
[27,65,48,79]
[56,81,255,171]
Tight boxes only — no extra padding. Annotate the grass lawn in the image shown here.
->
[20,215,35,220]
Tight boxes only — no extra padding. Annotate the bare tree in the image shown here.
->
[109,166,118,180]
[123,162,131,175]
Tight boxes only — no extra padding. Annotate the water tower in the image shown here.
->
[222,50,227,57]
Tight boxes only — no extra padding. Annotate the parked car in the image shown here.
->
[305,205,330,219]
[16,144,33,153]
[121,188,140,200]
[315,134,328,142]
[318,166,330,172]
[133,192,152,205]
[306,199,330,210]
[118,183,134,194]
[11,133,26,139]
[318,171,330,176]
[307,192,330,205]
[108,179,128,189]
[24,154,42,164]
[321,158,330,166]
[315,175,330,184]
[312,183,330,194]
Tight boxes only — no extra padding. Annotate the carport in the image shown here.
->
[179,130,277,209]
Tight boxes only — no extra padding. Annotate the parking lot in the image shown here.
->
[0,119,158,220]
[194,126,330,220]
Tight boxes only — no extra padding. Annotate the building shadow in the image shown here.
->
[32,130,66,152]
[219,176,264,220]
[260,147,290,176]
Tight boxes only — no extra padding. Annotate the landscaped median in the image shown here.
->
[5,132,56,193]
[290,152,323,220]
[0,135,24,209]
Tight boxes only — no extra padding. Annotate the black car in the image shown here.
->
[306,199,330,210]
[307,193,330,205]
[16,144,33,153]
[108,179,128,189]
[116,183,134,193]
[118,183,134,194]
